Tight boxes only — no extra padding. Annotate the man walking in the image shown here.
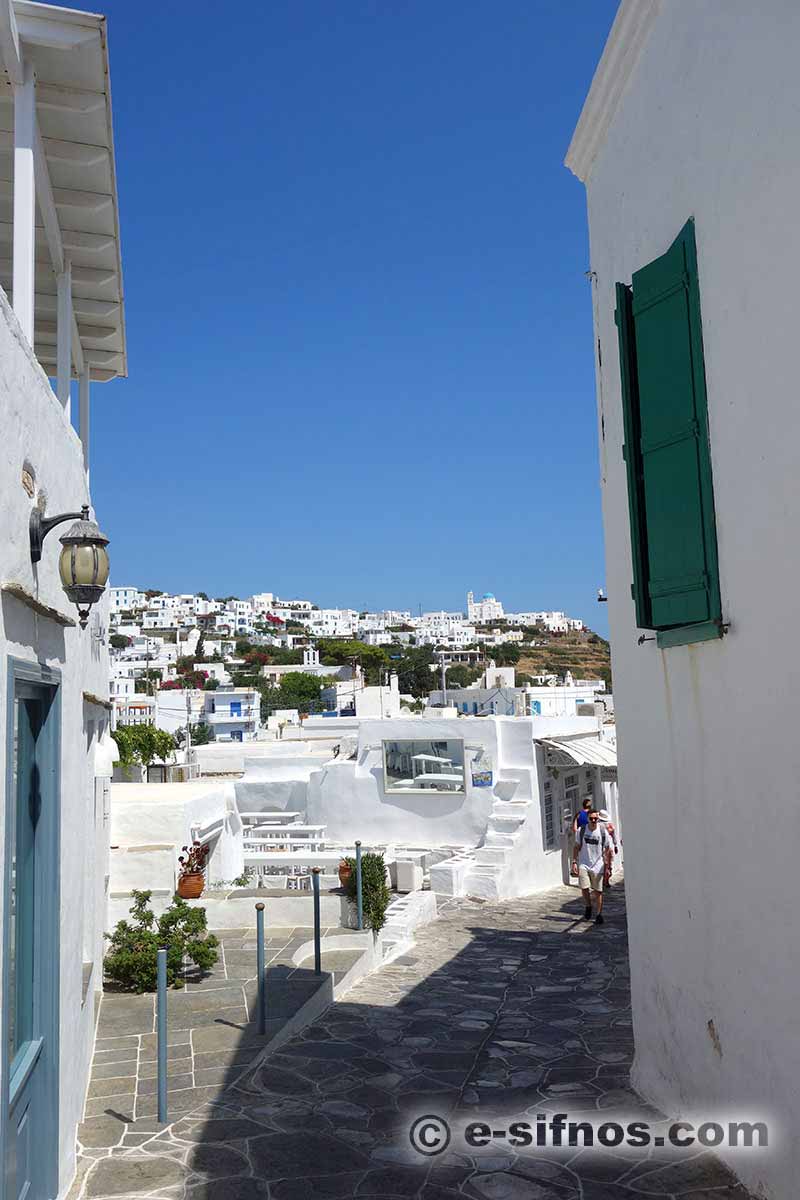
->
[571,809,612,925]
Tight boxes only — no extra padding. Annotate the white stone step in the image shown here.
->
[492,800,531,818]
[485,831,519,849]
[490,815,526,833]
[475,847,508,866]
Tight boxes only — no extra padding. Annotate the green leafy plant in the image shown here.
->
[112,725,176,767]
[104,889,219,993]
[340,851,391,933]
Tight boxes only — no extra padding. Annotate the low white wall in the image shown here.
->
[110,780,243,886]
[234,746,336,813]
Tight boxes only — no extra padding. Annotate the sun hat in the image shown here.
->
[598,809,610,821]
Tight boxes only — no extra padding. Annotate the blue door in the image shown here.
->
[5,664,60,1200]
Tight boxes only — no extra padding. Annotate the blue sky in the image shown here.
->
[90,1,617,632]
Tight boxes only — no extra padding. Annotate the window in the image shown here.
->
[615,219,722,648]
[382,739,465,794]
[543,780,555,850]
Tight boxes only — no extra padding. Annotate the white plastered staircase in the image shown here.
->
[462,767,537,901]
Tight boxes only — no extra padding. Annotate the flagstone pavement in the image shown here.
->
[69,883,760,1200]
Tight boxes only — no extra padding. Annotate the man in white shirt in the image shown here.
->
[571,809,612,925]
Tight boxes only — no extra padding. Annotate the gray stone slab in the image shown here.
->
[91,1061,139,1082]
[83,1095,135,1120]
[138,1056,193,1079]
[83,1155,187,1197]
[168,1005,250,1032]
[137,1072,194,1096]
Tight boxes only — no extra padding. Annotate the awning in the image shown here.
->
[538,735,617,769]
[0,1,126,381]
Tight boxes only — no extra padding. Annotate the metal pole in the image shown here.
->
[157,947,167,1124]
[256,902,266,1035]
[355,840,363,931]
[311,868,321,974]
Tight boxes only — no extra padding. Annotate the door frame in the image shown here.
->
[2,657,61,1200]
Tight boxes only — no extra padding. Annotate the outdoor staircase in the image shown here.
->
[463,770,536,901]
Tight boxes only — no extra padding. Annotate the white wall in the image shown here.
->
[307,717,501,846]
[0,288,111,1193]
[110,780,242,887]
[573,5,800,1195]
[305,715,600,852]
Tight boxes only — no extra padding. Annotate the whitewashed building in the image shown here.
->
[0,3,125,1195]
[567,4,798,1196]
[466,590,504,624]
[204,686,261,742]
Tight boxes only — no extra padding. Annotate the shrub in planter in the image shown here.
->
[339,851,391,933]
[104,889,219,993]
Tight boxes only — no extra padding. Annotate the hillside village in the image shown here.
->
[108,585,610,746]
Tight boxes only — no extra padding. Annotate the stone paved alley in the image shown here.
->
[70,883,757,1199]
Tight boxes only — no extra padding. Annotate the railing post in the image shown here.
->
[157,947,168,1124]
[355,840,363,931]
[311,867,322,974]
[256,901,266,1035]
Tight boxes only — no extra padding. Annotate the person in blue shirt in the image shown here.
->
[571,797,593,836]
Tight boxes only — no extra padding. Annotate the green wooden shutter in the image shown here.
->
[630,219,721,630]
[615,282,652,628]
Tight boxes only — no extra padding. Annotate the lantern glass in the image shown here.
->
[59,543,109,589]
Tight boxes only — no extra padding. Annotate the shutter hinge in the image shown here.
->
[622,443,627,461]
[630,583,636,600]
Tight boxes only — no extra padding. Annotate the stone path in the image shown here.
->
[83,927,364,1126]
[71,884,757,1199]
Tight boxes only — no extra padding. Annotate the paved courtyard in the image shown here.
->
[70,883,757,1199]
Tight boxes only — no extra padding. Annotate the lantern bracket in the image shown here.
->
[30,505,89,564]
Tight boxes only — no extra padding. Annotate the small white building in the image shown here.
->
[109,585,143,613]
[566,5,798,1196]
[321,672,401,719]
[204,686,261,742]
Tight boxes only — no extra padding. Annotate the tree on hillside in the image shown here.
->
[317,639,389,685]
[444,664,483,689]
[259,671,325,719]
[110,633,132,650]
[491,642,521,666]
[391,645,436,698]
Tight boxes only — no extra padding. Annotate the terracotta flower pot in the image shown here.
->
[338,860,353,888]
[177,872,205,899]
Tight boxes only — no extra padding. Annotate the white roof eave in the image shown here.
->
[4,0,126,381]
[564,0,661,185]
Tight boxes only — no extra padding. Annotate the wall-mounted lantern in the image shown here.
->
[30,504,110,628]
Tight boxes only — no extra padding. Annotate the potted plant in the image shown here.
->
[339,851,391,932]
[338,858,353,888]
[177,840,210,899]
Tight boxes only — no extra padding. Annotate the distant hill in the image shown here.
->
[516,629,611,690]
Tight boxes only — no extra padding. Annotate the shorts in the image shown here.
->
[579,865,604,893]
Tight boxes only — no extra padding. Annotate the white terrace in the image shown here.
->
[0,0,125,471]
